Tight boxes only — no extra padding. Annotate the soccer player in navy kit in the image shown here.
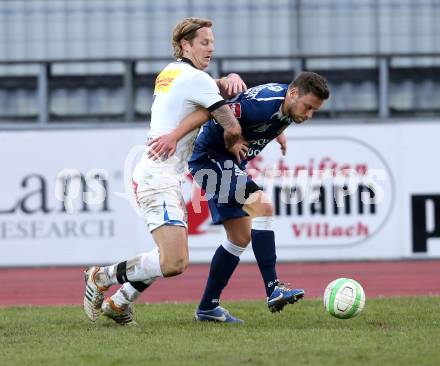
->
[151,72,330,322]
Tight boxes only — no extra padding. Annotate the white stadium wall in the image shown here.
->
[1,121,439,266]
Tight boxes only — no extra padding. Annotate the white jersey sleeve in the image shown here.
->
[186,72,224,111]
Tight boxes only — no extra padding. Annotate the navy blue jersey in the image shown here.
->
[190,83,294,168]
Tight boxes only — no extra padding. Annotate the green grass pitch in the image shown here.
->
[1,297,439,366]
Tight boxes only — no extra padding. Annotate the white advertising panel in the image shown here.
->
[0,129,153,266]
[0,121,438,266]
[400,123,440,258]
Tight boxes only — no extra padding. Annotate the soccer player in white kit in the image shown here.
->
[83,17,247,325]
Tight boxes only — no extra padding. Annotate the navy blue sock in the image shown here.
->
[198,245,240,310]
[251,229,278,297]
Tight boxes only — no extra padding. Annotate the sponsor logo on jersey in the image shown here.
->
[154,69,182,93]
[228,103,242,118]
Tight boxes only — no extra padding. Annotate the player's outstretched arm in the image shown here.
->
[148,108,210,160]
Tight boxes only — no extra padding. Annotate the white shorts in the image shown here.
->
[132,159,188,233]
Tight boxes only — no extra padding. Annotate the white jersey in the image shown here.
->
[136,59,224,177]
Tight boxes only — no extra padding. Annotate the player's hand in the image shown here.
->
[227,138,248,164]
[147,133,177,160]
[219,73,247,99]
[276,133,287,156]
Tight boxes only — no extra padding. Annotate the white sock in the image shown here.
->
[112,283,140,307]
[252,216,274,231]
[111,277,156,307]
[222,239,246,257]
[98,248,163,287]
[126,248,163,282]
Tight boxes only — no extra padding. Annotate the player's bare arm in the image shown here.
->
[211,104,248,162]
[148,108,211,159]
[149,104,248,162]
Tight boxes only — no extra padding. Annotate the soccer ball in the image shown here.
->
[323,278,365,319]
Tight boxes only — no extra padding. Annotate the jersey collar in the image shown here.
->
[179,57,197,69]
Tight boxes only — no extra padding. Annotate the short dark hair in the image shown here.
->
[289,72,330,100]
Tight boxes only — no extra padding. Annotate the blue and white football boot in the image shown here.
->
[267,283,305,313]
[195,306,244,323]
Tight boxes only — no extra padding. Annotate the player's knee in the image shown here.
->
[228,233,251,247]
[257,202,273,217]
[245,192,274,217]
[161,257,188,277]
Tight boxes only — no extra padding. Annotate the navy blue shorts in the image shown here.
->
[188,155,260,224]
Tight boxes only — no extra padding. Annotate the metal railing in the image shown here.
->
[1,52,440,129]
